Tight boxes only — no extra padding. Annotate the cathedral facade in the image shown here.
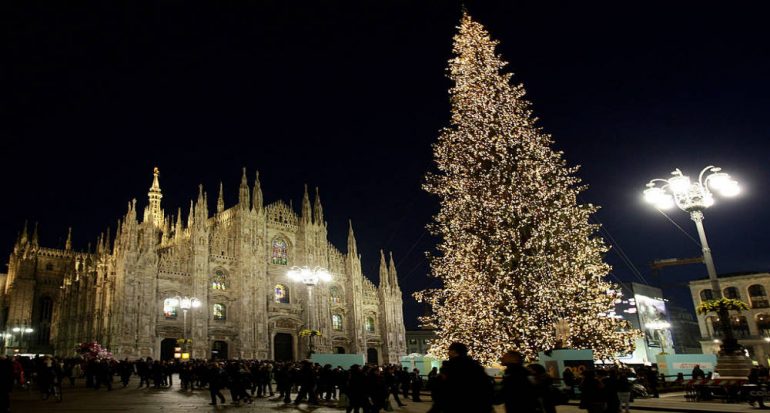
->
[0,168,407,363]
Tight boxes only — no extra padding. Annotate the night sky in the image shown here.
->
[4,1,770,328]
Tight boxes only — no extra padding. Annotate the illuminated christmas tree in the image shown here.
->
[415,12,639,363]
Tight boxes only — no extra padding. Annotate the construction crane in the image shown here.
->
[650,256,704,287]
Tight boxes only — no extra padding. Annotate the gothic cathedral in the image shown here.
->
[0,168,407,363]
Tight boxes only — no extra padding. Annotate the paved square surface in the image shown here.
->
[9,378,765,412]
[8,376,586,413]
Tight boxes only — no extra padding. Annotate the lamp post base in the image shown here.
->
[715,354,752,378]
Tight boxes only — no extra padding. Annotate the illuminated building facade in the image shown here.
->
[0,169,407,362]
[689,271,770,364]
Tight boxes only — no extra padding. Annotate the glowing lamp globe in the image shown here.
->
[720,180,740,197]
[668,174,691,195]
[707,171,732,191]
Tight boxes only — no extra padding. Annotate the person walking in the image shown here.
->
[431,342,494,413]
[529,363,557,413]
[385,366,407,407]
[345,364,368,413]
[0,356,13,413]
[647,365,660,398]
[207,362,227,406]
[119,359,132,387]
[427,366,438,391]
[367,367,389,413]
[293,360,319,405]
[494,351,537,413]
[410,368,423,402]
[578,370,607,413]
[562,367,576,396]
[602,369,620,413]
[94,359,112,391]
[399,366,411,399]
[617,370,632,413]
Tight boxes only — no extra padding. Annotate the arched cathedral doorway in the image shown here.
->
[274,333,293,361]
[212,340,228,360]
[160,338,178,361]
[367,348,378,364]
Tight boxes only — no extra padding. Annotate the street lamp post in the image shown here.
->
[643,165,740,354]
[167,296,201,357]
[287,266,332,357]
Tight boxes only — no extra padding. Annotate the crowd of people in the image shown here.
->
[0,343,682,413]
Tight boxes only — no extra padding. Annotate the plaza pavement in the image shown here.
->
[8,378,768,413]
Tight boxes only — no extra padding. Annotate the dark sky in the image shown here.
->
[4,1,770,328]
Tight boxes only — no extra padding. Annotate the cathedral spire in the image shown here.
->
[379,249,389,288]
[162,216,171,244]
[217,181,225,213]
[188,200,195,228]
[31,222,39,246]
[388,251,399,289]
[301,184,312,224]
[97,232,105,254]
[175,207,183,240]
[252,171,263,212]
[239,167,250,209]
[347,220,358,257]
[128,198,138,223]
[314,186,324,225]
[65,227,72,251]
[105,226,111,252]
[147,167,164,227]
[20,220,28,245]
[195,184,209,223]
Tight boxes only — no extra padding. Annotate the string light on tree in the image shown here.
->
[415,11,639,364]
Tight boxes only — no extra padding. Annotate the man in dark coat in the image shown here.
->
[399,367,411,399]
[432,342,494,413]
[207,362,227,406]
[410,369,423,402]
[647,365,660,398]
[498,350,538,413]
[691,364,705,380]
[0,356,13,413]
[293,361,319,405]
[562,367,576,396]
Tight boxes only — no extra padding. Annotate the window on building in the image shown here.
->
[408,339,417,345]
[211,269,228,290]
[274,284,289,304]
[45,263,54,271]
[365,316,375,333]
[749,284,769,308]
[213,304,226,321]
[163,299,178,320]
[757,314,770,335]
[332,314,343,331]
[271,238,288,265]
[39,297,53,322]
[724,287,740,299]
[707,316,722,337]
[329,286,342,305]
[700,289,714,301]
[732,316,750,338]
